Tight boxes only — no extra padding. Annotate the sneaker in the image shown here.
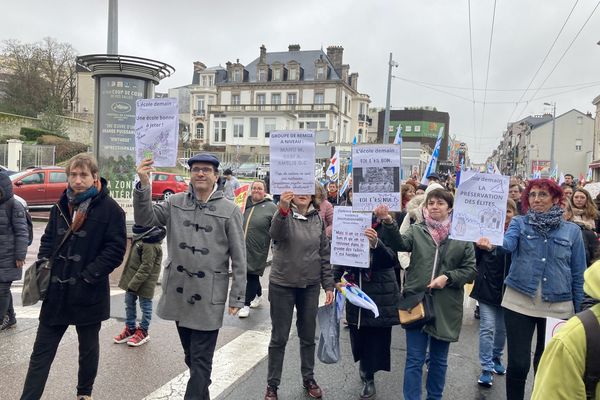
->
[478,370,493,387]
[264,385,278,400]
[238,306,250,318]
[127,328,150,347]
[0,315,16,330]
[493,358,506,375]
[113,326,136,344]
[250,296,262,308]
[303,378,323,399]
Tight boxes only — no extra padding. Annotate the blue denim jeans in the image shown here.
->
[125,292,152,331]
[478,302,505,371]
[404,328,450,400]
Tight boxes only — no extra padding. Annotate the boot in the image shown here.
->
[360,379,376,399]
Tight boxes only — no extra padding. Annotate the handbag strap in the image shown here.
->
[428,242,449,294]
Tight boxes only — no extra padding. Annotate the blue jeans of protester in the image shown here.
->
[404,328,450,400]
[479,302,506,371]
[125,292,153,331]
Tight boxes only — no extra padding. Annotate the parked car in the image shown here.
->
[151,172,188,200]
[10,167,68,206]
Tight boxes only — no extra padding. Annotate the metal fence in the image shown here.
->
[177,148,269,170]
[21,144,55,168]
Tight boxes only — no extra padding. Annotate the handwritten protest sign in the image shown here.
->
[352,145,401,212]
[134,98,179,167]
[450,171,510,245]
[270,130,315,195]
[331,206,371,268]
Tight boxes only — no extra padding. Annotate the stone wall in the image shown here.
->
[0,112,93,146]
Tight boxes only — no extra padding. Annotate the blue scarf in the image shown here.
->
[527,204,563,236]
[66,185,98,205]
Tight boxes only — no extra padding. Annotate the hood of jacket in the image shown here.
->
[584,260,600,299]
[406,194,425,222]
[0,172,13,204]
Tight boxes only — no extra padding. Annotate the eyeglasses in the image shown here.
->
[191,167,214,174]
[528,191,550,199]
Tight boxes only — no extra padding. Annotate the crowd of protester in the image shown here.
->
[2,155,600,400]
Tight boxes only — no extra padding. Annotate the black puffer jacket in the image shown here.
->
[38,179,126,326]
[470,246,511,306]
[333,224,401,328]
[0,173,28,282]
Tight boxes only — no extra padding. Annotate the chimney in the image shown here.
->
[193,61,207,72]
[288,44,301,52]
[326,45,344,71]
[259,45,267,63]
[350,72,358,90]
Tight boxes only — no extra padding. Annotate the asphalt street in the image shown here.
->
[0,221,534,399]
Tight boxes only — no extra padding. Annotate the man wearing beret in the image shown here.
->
[134,153,247,400]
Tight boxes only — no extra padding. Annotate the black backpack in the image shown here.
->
[7,197,34,246]
[577,308,600,400]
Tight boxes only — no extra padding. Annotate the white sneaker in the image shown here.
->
[250,296,262,308]
[238,306,250,318]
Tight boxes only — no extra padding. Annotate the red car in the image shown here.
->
[152,172,188,200]
[10,167,68,206]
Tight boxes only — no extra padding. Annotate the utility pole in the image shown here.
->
[544,102,556,173]
[107,0,118,54]
[383,53,398,144]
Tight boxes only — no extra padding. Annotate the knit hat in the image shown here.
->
[425,182,445,195]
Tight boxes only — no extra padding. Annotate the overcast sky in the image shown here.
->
[2,0,600,162]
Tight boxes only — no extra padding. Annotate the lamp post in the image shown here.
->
[544,102,556,173]
[383,53,398,144]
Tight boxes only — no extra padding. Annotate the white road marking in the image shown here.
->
[143,326,271,400]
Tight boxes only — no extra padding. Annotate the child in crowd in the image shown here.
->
[114,225,166,346]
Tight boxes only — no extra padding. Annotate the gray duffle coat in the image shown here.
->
[133,184,247,331]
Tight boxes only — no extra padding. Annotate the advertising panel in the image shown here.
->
[389,121,446,139]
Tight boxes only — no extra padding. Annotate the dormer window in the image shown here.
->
[289,67,298,81]
[232,69,241,82]
[273,68,281,81]
[258,68,267,82]
[316,66,325,80]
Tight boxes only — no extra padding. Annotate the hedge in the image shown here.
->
[20,127,68,141]
[37,135,88,163]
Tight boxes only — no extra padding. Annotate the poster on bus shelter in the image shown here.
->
[352,145,401,212]
[269,130,316,195]
[450,171,510,245]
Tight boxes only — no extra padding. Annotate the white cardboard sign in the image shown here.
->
[269,130,316,195]
[331,206,372,268]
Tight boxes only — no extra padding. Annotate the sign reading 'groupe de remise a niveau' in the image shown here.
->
[352,145,402,212]
[269,130,316,195]
[97,76,147,220]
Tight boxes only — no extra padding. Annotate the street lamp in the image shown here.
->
[383,53,399,144]
[544,102,556,173]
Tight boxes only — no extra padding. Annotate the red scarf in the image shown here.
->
[423,208,451,246]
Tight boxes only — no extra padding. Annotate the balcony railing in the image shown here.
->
[193,110,206,117]
[208,103,339,114]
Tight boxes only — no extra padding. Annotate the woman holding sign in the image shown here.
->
[377,188,477,400]
[265,191,334,400]
[333,221,401,399]
[484,178,586,400]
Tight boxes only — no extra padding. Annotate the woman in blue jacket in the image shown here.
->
[480,179,586,400]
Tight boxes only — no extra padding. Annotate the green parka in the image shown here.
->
[118,240,163,299]
[383,221,476,342]
[243,197,278,276]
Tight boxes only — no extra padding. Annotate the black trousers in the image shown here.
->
[21,321,101,399]
[176,323,219,400]
[503,308,546,400]
[244,273,262,306]
[0,281,14,319]
[267,283,320,388]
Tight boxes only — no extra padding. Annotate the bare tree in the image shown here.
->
[0,37,77,117]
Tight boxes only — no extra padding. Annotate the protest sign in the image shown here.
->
[352,145,401,212]
[330,206,371,268]
[544,317,568,347]
[134,98,179,167]
[269,130,316,195]
[450,172,510,245]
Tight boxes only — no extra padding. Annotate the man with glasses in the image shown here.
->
[134,153,247,400]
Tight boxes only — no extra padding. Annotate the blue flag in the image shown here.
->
[421,127,444,185]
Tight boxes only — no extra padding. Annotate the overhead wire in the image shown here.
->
[516,0,600,121]
[480,0,498,147]
[507,0,580,124]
